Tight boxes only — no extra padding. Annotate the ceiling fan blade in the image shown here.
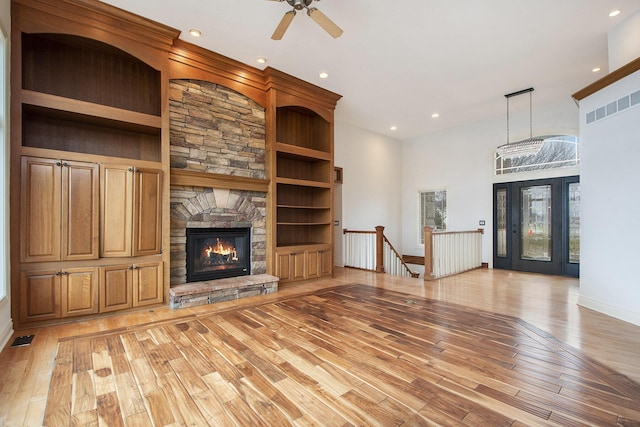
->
[271,10,296,40]
[307,7,343,38]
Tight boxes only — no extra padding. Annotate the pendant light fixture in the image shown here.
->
[497,87,544,159]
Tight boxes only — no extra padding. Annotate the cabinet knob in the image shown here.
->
[55,271,61,276]
[62,162,69,167]
[128,167,134,172]
[56,162,62,167]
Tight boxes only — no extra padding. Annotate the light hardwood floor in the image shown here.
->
[1,267,640,426]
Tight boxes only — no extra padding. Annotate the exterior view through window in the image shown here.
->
[418,190,446,244]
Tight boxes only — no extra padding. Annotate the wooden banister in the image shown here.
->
[375,226,385,273]
[383,234,420,278]
[343,226,419,278]
[424,226,434,279]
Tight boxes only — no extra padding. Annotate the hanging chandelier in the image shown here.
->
[496,87,544,159]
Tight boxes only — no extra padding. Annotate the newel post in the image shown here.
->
[424,226,434,280]
[375,226,385,273]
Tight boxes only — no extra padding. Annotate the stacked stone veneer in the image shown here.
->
[169,79,266,178]
[169,79,268,287]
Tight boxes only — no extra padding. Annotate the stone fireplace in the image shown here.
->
[170,186,267,285]
[169,79,269,287]
[186,227,251,282]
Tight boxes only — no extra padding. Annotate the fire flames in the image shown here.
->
[204,238,238,262]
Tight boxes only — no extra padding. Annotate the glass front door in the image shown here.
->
[493,176,579,276]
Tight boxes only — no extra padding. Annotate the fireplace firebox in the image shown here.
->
[186,227,251,282]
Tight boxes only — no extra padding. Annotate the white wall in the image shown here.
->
[401,97,579,268]
[0,0,13,350]
[578,70,640,326]
[608,11,640,71]
[334,120,403,247]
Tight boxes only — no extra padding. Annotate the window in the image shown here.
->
[418,190,447,244]
[0,27,6,300]
[495,134,580,175]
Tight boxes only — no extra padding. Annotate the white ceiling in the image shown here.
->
[100,0,640,140]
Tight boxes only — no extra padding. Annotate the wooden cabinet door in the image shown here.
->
[20,157,61,263]
[320,249,332,276]
[306,250,320,279]
[100,164,133,257]
[133,262,163,307]
[100,265,133,313]
[21,157,98,263]
[275,250,291,281]
[20,269,61,322]
[291,251,306,281]
[133,168,163,256]
[61,267,99,317]
[306,248,332,279]
[62,161,99,261]
[276,249,307,282]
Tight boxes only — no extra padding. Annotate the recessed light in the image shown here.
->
[318,72,329,79]
[431,113,440,118]
[390,126,397,131]
[592,67,601,73]
[609,9,621,17]
[189,28,202,37]
[256,57,267,64]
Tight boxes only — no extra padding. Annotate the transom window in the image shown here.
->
[495,134,580,175]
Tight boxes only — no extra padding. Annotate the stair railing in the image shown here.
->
[343,226,419,278]
[424,226,483,280]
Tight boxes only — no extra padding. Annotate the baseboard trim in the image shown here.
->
[578,295,640,327]
[0,317,14,351]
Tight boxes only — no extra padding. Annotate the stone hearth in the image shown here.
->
[169,274,278,309]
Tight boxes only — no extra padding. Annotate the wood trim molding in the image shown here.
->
[572,56,640,101]
[402,255,425,265]
[170,168,270,193]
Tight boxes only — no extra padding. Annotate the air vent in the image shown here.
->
[10,335,35,347]
[586,89,640,125]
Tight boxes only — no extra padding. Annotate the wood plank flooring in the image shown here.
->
[40,284,640,426]
[3,268,640,426]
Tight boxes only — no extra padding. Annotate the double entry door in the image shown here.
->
[493,176,580,277]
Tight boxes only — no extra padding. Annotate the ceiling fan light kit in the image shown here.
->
[270,0,343,40]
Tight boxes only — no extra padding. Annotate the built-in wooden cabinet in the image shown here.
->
[275,107,333,250]
[10,0,343,325]
[275,245,332,283]
[20,266,99,322]
[11,0,176,326]
[20,156,99,263]
[99,261,163,313]
[275,249,306,282]
[100,165,162,258]
[268,74,341,283]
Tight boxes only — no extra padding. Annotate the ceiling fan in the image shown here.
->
[268,0,343,40]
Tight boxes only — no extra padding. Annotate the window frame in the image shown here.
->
[0,25,7,301]
[417,188,447,246]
